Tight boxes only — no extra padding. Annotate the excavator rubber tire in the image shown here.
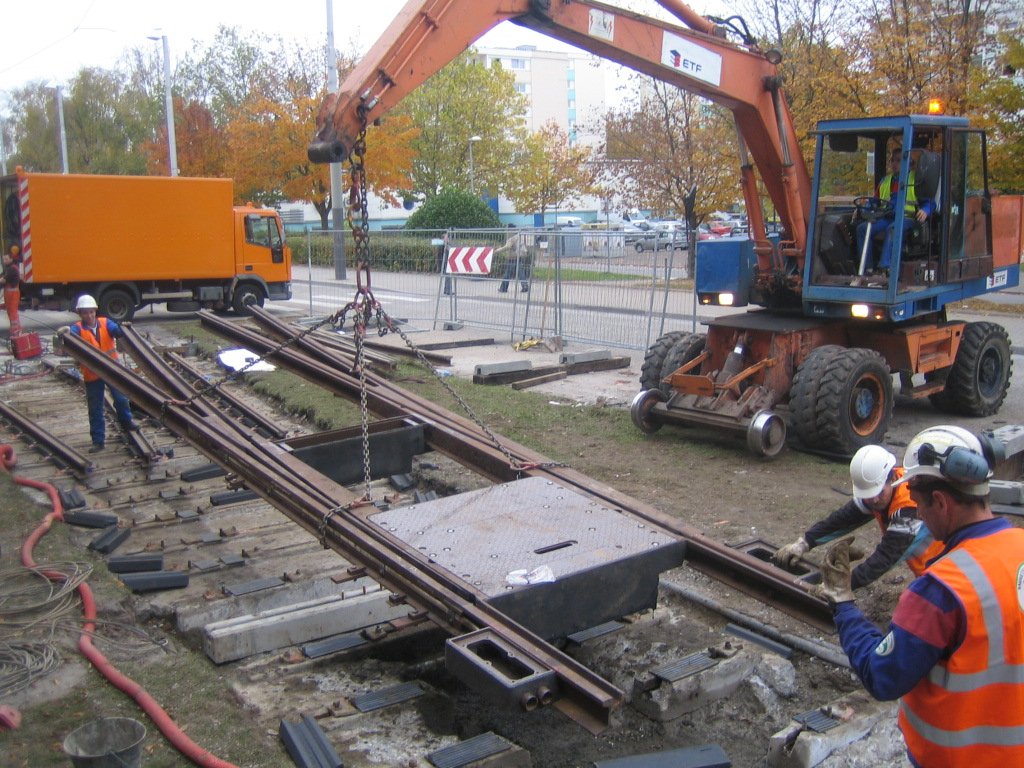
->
[927,321,1011,416]
[639,330,689,396]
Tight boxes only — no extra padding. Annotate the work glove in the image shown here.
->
[773,536,809,569]
[57,326,71,335]
[811,537,864,606]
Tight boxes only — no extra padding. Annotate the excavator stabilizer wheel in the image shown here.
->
[630,389,666,434]
[746,410,786,457]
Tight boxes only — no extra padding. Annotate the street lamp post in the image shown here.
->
[468,135,481,194]
[148,34,178,176]
[55,86,69,173]
[325,0,346,279]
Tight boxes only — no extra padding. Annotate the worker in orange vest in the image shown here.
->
[774,444,943,587]
[66,295,139,453]
[815,425,1024,767]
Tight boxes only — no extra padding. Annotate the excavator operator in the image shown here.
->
[854,148,935,274]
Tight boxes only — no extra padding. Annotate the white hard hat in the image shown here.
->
[75,294,98,311]
[895,425,992,496]
[850,445,897,499]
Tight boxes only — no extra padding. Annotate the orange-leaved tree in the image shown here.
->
[143,97,229,177]
[225,46,417,227]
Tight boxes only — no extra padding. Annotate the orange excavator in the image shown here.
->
[310,0,1024,457]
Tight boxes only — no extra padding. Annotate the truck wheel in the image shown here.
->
[815,348,892,455]
[927,322,1011,416]
[659,333,707,396]
[640,331,688,394]
[98,289,136,323]
[790,345,845,448]
[232,285,265,316]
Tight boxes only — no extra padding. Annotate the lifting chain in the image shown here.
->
[343,108,376,500]
[337,108,562,477]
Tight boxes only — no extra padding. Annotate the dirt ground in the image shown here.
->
[2,309,1019,767]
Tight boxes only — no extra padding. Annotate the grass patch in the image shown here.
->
[0,470,282,767]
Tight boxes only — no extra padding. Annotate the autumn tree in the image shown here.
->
[6,69,156,175]
[143,98,229,177]
[602,79,735,218]
[735,0,867,161]
[979,36,1024,193]
[225,39,416,227]
[504,122,597,224]
[393,51,528,199]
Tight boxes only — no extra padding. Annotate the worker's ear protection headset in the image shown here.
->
[915,431,1003,485]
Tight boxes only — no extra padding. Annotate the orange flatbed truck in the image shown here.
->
[0,168,292,321]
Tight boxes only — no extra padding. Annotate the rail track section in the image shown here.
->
[60,317,831,735]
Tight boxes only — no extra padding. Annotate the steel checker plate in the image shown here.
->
[368,477,679,598]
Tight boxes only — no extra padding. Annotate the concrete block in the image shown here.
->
[177,576,380,633]
[632,647,757,721]
[990,479,1024,505]
[558,349,611,365]
[202,587,409,663]
[767,691,891,768]
[473,360,532,377]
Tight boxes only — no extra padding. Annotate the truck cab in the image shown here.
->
[803,115,1020,320]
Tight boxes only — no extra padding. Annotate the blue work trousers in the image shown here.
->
[855,216,914,271]
[85,379,133,447]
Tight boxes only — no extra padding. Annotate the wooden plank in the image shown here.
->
[566,356,632,375]
[511,371,569,390]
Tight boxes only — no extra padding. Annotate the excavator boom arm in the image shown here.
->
[310,0,810,254]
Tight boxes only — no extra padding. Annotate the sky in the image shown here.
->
[0,1,574,92]
[0,0,729,99]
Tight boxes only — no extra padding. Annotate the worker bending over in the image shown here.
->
[774,445,942,588]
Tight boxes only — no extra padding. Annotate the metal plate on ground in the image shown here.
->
[793,709,840,733]
[368,477,684,639]
[427,731,512,768]
[352,681,424,713]
[650,651,719,683]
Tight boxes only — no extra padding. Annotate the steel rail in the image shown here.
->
[0,399,93,476]
[62,330,623,733]
[235,308,834,631]
[165,351,288,439]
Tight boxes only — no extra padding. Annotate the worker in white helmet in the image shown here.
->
[63,294,139,453]
[773,444,943,588]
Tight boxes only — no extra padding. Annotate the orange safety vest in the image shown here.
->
[870,467,944,575]
[899,527,1024,767]
[74,317,119,382]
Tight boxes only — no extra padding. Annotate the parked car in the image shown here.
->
[634,231,686,251]
[623,220,654,243]
[696,222,725,241]
[705,220,734,236]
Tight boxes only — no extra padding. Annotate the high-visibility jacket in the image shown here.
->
[868,468,944,575]
[73,318,119,383]
[879,171,918,214]
[899,526,1024,766]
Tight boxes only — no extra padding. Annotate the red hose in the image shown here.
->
[2,443,238,768]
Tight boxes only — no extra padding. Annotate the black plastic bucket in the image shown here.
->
[62,717,146,768]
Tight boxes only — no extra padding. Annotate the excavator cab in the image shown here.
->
[802,115,1017,321]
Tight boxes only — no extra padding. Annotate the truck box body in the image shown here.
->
[1,169,291,320]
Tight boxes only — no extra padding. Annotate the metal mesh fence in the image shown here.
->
[286,227,699,351]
